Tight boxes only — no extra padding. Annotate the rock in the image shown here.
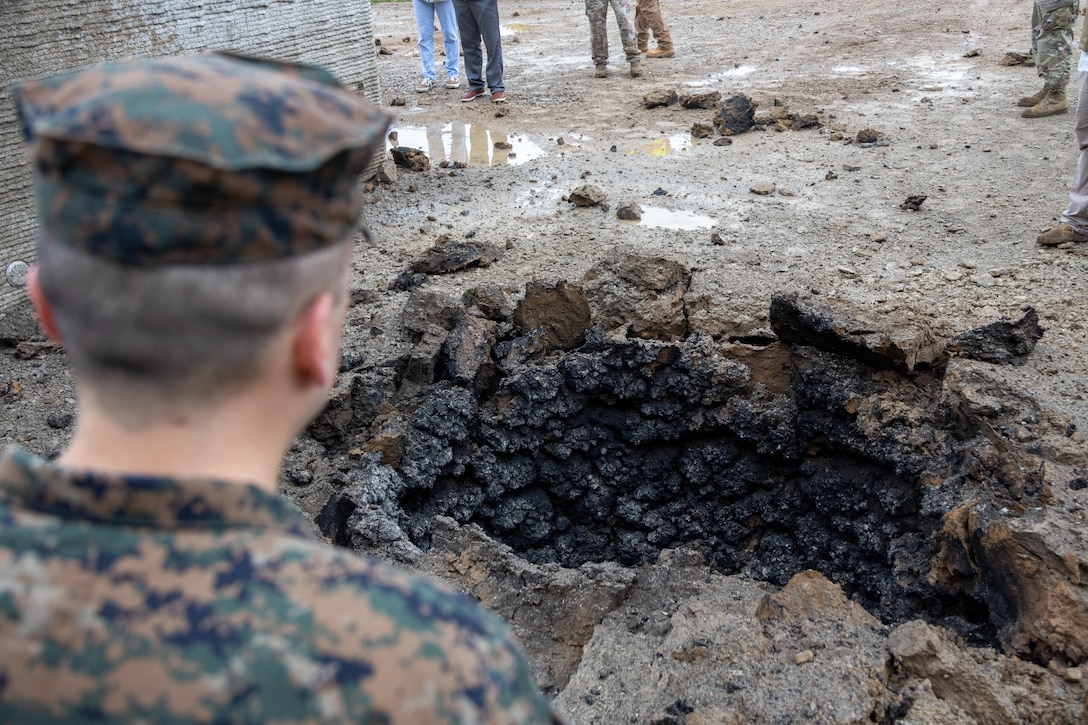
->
[374,156,399,184]
[391,270,427,291]
[556,561,891,725]
[856,127,884,144]
[463,285,513,322]
[712,137,733,146]
[889,620,1080,723]
[421,517,636,692]
[691,121,714,138]
[643,89,679,108]
[948,308,1043,366]
[615,202,643,221]
[1000,51,1033,66]
[769,292,946,372]
[710,232,725,245]
[410,241,503,275]
[715,94,757,135]
[750,182,776,196]
[901,194,927,211]
[513,281,592,353]
[581,252,691,341]
[390,96,406,106]
[390,146,430,171]
[441,314,499,392]
[569,184,608,207]
[678,91,721,109]
[399,290,462,338]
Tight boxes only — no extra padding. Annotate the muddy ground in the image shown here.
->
[4,0,1088,722]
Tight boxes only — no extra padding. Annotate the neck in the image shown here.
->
[58,385,301,493]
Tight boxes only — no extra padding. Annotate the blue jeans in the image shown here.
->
[414,0,460,82]
[453,0,504,92]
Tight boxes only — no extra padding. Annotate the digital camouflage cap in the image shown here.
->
[13,52,390,266]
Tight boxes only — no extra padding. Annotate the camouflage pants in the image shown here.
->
[586,0,640,65]
[1032,0,1078,90]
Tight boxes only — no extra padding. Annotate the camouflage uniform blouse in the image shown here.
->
[0,447,558,724]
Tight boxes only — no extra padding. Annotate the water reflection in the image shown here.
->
[389,123,546,166]
[620,205,718,230]
[639,134,694,157]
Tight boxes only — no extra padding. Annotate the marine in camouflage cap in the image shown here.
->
[13,51,387,266]
[1,53,562,724]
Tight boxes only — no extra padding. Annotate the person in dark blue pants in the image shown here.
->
[453,0,506,102]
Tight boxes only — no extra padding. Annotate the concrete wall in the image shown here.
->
[0,0,381,312]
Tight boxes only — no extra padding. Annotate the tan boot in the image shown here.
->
[1037,222,1088,246]
[646,48,675,58]
[1017,85,1048,107]
[595,64,608,78]
[630,60,642,78]
[1022,90,1067,118]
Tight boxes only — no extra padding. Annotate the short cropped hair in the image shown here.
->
[37,236,352,422]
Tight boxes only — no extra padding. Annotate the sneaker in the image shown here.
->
[1017,85,1047,107]
[460,88,487,102]
[646,48,675,58]
[595,65,608,78]
[630,60,643,78]
[416,78,434,93]
[491,90,506,103]
[1036,222,1088,246]
[1022,90,1067,118]
[445,75,460,89]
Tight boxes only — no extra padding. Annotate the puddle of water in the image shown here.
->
[831,65,866,75]
[686,65,757,87]
[501,23,533,36]
[621,205,717,231]
[389,123,546,166]
[637,134,693,157]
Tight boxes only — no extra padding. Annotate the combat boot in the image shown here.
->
[1017,85,1048,107]
[595,64,608,78]
[646,48,675,58]
[1037,222,1088,246]
[1022,90,1067,118]
[630,60,642,78]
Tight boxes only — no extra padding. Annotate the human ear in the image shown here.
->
[292,292,337,388]
[26,266,63,343]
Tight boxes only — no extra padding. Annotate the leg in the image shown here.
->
[1032,0,1044,70]
[634,0,650,52]
[454,0,484,90]
[434,0,461,81]
[586,0,609,68]
[645,0,673,53]
[477,0,504,93]
[1061,59,1088,234]
[609,0,641,63]
[1035,0,1078,92]
[414,0,437,83]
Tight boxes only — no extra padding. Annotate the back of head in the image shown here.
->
[13,53,390,417]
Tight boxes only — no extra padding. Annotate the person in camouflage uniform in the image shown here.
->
[1038,11,1088,244]
[585,0,643,78]
[1020,0,1079,118]
[1,52,560,724]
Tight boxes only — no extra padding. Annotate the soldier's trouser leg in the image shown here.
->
[635,0,650,50]
[1062,56,1088,233]
[1034,0,1078,90]
[586,0,609,66]
[636,0,672,51]
[609,0,641,63]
